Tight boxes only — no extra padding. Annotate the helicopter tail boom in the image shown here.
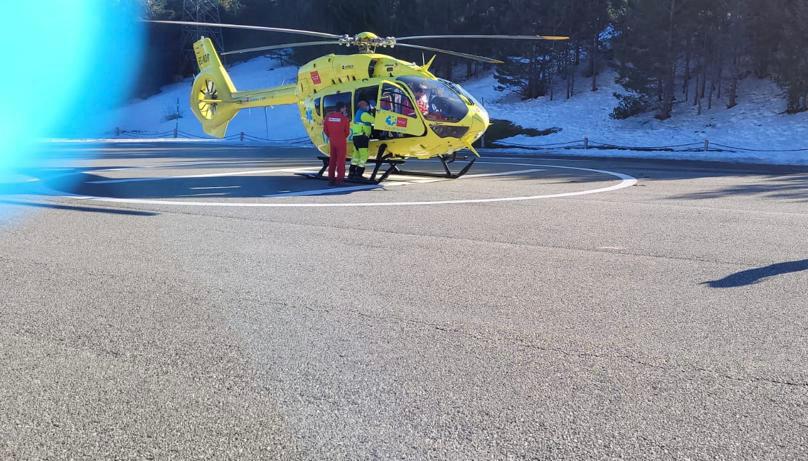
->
[190,37,297,138]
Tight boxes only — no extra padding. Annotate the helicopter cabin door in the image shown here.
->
[374,82,426,137]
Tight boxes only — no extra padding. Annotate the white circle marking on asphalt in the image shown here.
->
[56,162,638,208]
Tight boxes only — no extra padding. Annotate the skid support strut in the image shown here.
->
[298,149,477,184]
[298,144,403,184]
[393,153,477,179]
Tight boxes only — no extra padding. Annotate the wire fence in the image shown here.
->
[109,128,312,146]
[106,129,808,154]
[491,137,808,154]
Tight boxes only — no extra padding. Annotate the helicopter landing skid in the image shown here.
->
[298,147,476,184]
[298,145,403,185]
[389,153,477,179]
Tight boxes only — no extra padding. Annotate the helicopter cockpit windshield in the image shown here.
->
[397,76,469,123]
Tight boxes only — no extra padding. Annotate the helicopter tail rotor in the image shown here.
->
[189,37,240,138]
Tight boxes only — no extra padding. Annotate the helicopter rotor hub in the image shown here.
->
[351,32,397,53]
[338,34,353,47]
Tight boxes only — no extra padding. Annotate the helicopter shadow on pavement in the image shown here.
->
[669,173,808,202]
[50,171,379,200]
[57,164,613,200]
[0,199,158,217]
[497,154,808,201]
[0,171,160,217]
[37,143,318,164]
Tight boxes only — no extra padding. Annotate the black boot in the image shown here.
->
[348,165,357,179]
[356,167,366,180]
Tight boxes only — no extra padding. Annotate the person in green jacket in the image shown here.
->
[350,99,375,180]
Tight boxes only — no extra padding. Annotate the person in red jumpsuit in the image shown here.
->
[322,102,351,185]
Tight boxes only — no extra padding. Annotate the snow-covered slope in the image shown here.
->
[107,56,306,140]
[106,56,808,164]
[463,69,808,153]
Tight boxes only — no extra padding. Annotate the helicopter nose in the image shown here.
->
[465,106,490,144]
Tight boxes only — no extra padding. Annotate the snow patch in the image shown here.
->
[107,56,306,141]
[463,69,808,156]
[104,55,808,165]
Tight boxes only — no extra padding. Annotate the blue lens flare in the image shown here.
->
[1,0,144,194]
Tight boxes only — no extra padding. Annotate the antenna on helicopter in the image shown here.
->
[145,20,569,64]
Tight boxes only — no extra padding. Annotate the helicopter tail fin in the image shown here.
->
[189,37,239,138]
[189,37,299,138]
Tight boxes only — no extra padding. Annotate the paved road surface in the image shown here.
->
[1,143,806,459]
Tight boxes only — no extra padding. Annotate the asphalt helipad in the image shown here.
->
[1,142,807,459]
[28,146,636,207]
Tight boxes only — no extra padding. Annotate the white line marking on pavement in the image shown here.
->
[86,167,319,185]
[477,161,572,169]
[382,169,545,188]
[265,184,381,197]
[177,192,230,197]
[462,168,545,179]
[190,186,241,190]
[270,168,546,194]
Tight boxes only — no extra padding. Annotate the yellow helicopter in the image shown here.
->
[150,20,568,182]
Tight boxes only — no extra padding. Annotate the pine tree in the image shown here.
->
[611,0,675,118]
[768,0,808,112]
[136,0,808,115]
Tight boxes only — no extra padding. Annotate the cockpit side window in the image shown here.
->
[322,92,351,115]
[374,82,427,139]
[354,86,377,114]
[439,79,479,106]
[397,76,470,123]
[379,83,417,118]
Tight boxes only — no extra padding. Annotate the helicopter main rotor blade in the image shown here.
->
[145,20,342,40]
[394,43,504,64]
[222,41,344,56]
[398,34,570,41]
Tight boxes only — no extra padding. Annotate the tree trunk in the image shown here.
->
[657,0,677,120]
[527,44,538,99]
[683,43,691,99]
[700,62,707,101]
[550,78,554,101]
[566,61,572,100]
[699,29,708,105]
[571,60,576,97]
[728,53,738,108]
[716,54,723,100]
[591,32,598,91]
[727,16,739,109]
[570,46,577,98]
[708,51,715,111]
[658,78,664,102]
